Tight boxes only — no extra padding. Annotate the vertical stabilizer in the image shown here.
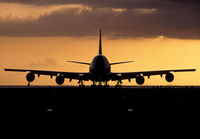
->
[99,29,102,55]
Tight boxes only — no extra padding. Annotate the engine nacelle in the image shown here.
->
[56,75,64,85]
[136,75,145,85]
[165,73,174,82]
[26,73,35,82]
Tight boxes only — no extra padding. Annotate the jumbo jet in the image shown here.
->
[4,30,196,87]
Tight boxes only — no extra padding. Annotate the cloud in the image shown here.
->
[133,8,158,14]
[29,58,58,68]
[0,3,91,22]
[112,8,127,13]
[0,0,200,39]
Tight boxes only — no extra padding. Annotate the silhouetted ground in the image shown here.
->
[1,86,200,116]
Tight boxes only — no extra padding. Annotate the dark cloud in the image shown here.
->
[1,0,199,8]
[0,0,200,39]
[1,0,156,7]
[168,0,200,4]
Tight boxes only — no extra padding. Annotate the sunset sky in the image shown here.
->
[0,0,200,85]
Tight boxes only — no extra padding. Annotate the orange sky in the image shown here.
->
[0,36,199,86]
[0,1,200,86]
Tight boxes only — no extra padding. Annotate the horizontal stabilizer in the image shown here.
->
[110,61,134,65]
[67,61,90,65]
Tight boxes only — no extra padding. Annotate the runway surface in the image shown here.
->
[1,85,200,115]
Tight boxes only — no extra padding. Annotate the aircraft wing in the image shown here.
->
[110,69,196,80]
[4,69,90,81]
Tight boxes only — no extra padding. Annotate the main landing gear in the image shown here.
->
[90,81,97,88]
[79,80,122,88]
[115,80,122,88]
[103,81,110,88]
[78,80,85,88]
[90,81,110,88]
[28,82,30,87]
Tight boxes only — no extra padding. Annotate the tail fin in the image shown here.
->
[99,29,102,55]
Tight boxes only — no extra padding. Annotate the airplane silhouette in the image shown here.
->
[5,30,196,87]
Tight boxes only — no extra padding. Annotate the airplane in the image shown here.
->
[4,30,196,88]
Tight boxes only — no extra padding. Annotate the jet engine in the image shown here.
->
[26,73,35,82]
[165,73,174,82]
[136,75,145,85]
[56,75,64,85]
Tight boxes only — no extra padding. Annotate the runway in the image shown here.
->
[1,85,200,114]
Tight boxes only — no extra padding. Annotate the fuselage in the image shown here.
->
[89,54,111,81]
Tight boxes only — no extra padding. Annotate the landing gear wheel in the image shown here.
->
[115,80,122,88]
[78,80,85,88]
[97,82,103,88]
[104,85,110,88]
[91,84,97,88]
[91,81,97,88]
[79,84,85,88]
[115,85,121,88]
[97,85,103,88]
